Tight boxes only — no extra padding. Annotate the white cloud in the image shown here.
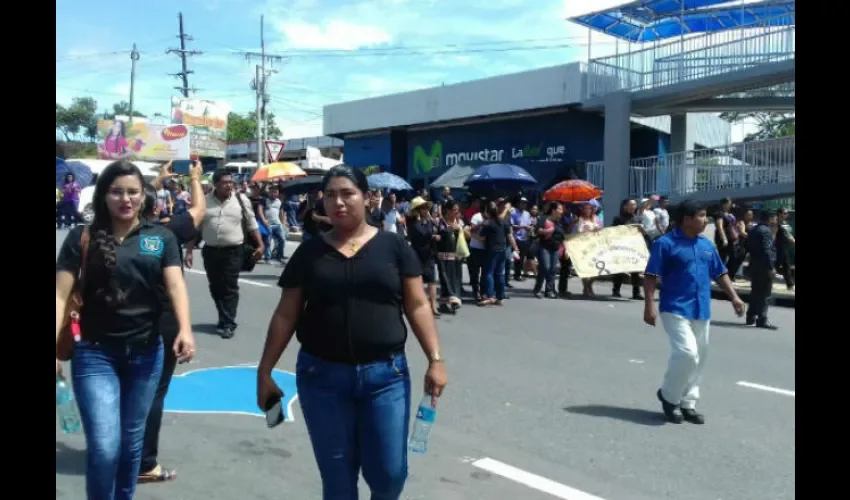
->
[279,20,391,50]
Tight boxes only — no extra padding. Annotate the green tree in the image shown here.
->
[720,112,795,142]
[102,101,147,120]
[226,111,283,142]
[56,97,98,141]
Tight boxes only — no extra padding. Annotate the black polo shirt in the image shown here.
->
[56,222,182,344]
[154,213,197,340]
[278,231,421,364]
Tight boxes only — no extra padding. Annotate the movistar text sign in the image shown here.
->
[412,140,566,175]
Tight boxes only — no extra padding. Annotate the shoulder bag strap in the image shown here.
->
[78,226,91,289]
[236,193,251,229]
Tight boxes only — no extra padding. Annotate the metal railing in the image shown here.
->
[584,16,795,99]
[585,161,605,189]
[628,136,795,199]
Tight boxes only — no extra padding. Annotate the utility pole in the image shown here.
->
[244,15,285,166]
[255,65,263,168]
[128,43,140,123]
[167,12,202,97]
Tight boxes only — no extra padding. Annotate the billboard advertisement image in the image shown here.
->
[97,119,191,161]
[171,97,231,158]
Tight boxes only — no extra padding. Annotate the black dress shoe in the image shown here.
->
[657,389,683,424]
[681,408,705,425]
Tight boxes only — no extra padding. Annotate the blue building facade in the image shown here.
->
[343,111,671,190]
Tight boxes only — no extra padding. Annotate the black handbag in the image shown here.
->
[236,193,259,272]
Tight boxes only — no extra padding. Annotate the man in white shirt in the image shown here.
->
[654,195,670,234]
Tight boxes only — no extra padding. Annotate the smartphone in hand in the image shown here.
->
[172,159,192,176]
[264,394,284,428]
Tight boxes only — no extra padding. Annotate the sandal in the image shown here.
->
[138,465,177,483]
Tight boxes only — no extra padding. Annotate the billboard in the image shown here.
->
[97,119,191,161]
[171,97,231,158]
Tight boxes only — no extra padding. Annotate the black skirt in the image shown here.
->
[437,258,462,300]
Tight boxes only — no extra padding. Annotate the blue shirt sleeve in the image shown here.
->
[709,244,728,281]
[645,237,667,277]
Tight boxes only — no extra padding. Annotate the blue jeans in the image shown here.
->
[296,349,411,500]
[72,337,164,500]
[264,224,286,261]
[484,249,507,300]
[534,247,559,294]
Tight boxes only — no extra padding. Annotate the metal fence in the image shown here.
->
[585,15,795,99]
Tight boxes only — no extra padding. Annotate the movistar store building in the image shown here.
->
[322,62,730,191]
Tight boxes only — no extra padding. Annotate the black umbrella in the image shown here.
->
[280,175,323,195]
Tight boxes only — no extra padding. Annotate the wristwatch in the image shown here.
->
[428,351,444,363]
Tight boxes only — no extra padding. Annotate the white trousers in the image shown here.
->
[660,312,710,410]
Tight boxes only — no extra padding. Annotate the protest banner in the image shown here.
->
[564,225,650,278]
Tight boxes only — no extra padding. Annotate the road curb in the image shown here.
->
[711,286,795,308]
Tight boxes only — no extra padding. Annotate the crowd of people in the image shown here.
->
[55,159,794,500]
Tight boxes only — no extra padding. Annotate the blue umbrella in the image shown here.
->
[367,172,413,191]
[56,159,94,188]
[464,163,537,186]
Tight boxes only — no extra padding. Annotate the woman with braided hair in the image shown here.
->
[55,160,196,500]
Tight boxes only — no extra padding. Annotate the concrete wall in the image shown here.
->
[323,62,732,149]
[324,63,587,136]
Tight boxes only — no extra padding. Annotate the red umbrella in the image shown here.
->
[543,179,603,203]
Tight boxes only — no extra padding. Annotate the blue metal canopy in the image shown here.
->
[569,0,795,43]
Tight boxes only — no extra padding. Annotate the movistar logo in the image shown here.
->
[413,141,443,175]
[413,140,505,175]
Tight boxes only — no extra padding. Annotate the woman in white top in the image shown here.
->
[573,202,602,297]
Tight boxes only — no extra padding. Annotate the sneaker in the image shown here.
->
[220,328,235,339]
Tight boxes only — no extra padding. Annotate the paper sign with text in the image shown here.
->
[564,225,650,278]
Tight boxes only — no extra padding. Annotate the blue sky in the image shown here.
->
[56,0,635,139]
[56,0,756,141]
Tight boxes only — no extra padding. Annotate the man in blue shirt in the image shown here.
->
[643,200,745,425]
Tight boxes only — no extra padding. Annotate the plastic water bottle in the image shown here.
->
[56,376,81,434]
[408,393,436,454]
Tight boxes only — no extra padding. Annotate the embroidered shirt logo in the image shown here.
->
[140,236,164,257]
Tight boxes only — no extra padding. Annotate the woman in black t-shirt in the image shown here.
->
[478,201,518,306]
[407,196,441,316]
[139,161,207,483]
[55,161,196,500]
[256,165,448,499]
[533,201,566,298]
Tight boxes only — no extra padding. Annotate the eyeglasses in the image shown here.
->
[107,188,143,199]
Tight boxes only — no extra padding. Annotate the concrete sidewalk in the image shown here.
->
[712,280,795,308]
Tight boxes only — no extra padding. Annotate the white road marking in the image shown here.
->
[186,268,274,288]
[470,457,607,500]
[736,381,795,397]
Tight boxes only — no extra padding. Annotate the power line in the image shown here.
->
[166,12,203,97]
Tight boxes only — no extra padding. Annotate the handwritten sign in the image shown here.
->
[564,225,649,278]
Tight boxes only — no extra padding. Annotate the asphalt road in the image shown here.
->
[55,229,795,500]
